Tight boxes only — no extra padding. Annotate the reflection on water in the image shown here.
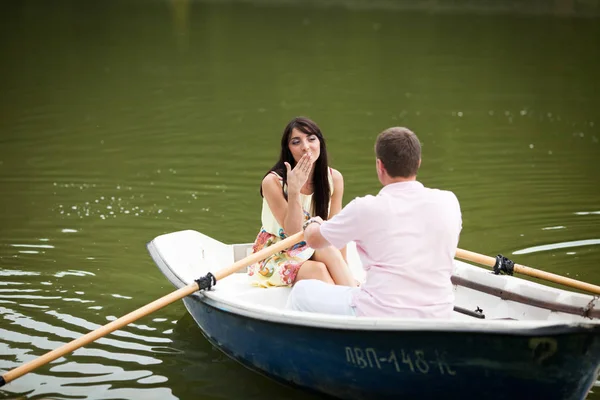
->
[162,314,324,400]
[170,0,191,52]
[0,273,177,399]
[0,271,320,399]
[0,0,599,399]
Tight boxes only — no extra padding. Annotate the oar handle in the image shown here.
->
[455,248,600,295]
[0,231,305,387]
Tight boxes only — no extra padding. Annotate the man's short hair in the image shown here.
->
[375,127,421,178]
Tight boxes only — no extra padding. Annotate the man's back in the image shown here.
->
[323,181,462,317]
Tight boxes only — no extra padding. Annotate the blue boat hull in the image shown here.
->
[183,295,600,400]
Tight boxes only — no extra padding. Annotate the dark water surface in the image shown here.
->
[0,1,599,399]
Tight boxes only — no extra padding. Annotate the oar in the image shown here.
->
[455,248,600,295]
[0,231,305,387]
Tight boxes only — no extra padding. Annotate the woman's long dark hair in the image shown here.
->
[260,117,331,220]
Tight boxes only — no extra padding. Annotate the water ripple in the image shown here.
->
[513,239,600,255]
[0,269,41,277]
[46,310,171,345]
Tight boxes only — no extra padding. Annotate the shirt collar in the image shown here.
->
[379,180,424,195]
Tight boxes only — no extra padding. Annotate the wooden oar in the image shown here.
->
[0,231,305,387]
[455,248,600,295]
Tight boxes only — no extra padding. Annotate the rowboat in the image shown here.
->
[147,230,600,400]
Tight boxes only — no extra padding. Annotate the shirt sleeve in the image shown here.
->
[320,197,363,249]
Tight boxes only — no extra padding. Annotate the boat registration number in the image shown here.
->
[344,347,456,376]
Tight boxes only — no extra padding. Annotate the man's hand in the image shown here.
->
[309,216,324,225]
[304,216,329,249]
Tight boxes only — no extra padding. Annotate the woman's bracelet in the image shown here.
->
[302,218,321,231]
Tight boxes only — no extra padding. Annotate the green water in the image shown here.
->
[0,1,599,399]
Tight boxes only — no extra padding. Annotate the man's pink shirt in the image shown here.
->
[320,181,462,318]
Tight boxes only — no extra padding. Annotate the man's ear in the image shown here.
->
[376,158,387,181]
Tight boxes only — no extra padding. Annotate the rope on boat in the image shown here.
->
[195,272,217,291]
[493,255,515,276]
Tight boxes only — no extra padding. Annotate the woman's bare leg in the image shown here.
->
[312,246,355,287]
[295,260,334,284]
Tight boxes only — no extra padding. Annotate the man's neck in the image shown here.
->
[382,175,416,186]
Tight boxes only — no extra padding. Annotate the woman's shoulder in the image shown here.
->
[329,167,343,183]
[261,171,283,190]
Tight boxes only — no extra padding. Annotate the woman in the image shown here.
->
[248,117,355,288]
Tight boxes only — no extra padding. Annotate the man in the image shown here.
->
[286,127,462,318]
